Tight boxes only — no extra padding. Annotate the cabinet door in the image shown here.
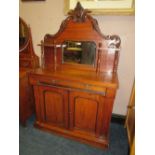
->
[38,85,69,129]
[69,91,105,137]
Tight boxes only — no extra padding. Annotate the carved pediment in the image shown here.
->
[68,2,91,22]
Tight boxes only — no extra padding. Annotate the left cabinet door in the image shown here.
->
[36,85,69,129]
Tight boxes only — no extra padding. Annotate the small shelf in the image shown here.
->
[38,43,64,48]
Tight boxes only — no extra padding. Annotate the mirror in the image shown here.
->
[19,17,30,52]
[62,41,96,66]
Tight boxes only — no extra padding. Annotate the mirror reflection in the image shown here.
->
[63,41,96,65]
[19,18,29,49]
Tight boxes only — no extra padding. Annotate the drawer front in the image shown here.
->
[34,78,106,96]
[56,80,106,94]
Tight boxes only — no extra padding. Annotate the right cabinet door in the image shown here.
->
[69,91,105,138]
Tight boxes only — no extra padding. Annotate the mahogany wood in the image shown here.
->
[40,3,120,73]
[38,85,69,129]
[19,68,34,126]
[19,17,39,69]
[19,17,39,126]
[29,2,121,149]
[29,68,117,149]
[69,91,105,137]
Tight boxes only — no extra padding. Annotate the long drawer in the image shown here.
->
[29,75,106,96]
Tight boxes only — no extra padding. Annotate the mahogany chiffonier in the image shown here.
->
[19,17,39,126]
[29,2,121,149]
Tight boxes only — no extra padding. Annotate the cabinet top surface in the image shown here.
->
[30,68,119,89]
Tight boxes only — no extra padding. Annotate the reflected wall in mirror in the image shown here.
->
[19,17,29,51]
[62,41,96,66]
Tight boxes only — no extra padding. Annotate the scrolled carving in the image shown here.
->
[105,35,121,49]
[67,2,105,38]
[68,2,91,22]
[44,2,106,41]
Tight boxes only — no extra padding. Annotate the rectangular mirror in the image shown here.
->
[62,41,96,66]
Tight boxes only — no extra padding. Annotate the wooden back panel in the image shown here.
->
[41,2,121,73]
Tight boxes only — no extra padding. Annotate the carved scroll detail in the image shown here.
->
[67,2,105,38]
[68,2,91,22]
[44,2,107,41]
[105,35,121,73]
[105,35,121,49]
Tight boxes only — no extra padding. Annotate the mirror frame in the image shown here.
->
[19,17,30,52]
[62,40,96,67]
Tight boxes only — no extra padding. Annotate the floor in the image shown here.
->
[19,116,129,155]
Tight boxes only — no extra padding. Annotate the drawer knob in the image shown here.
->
[85,84,90,89]
[52,79,58,83]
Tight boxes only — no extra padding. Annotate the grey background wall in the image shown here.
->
[19,0,135,115]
